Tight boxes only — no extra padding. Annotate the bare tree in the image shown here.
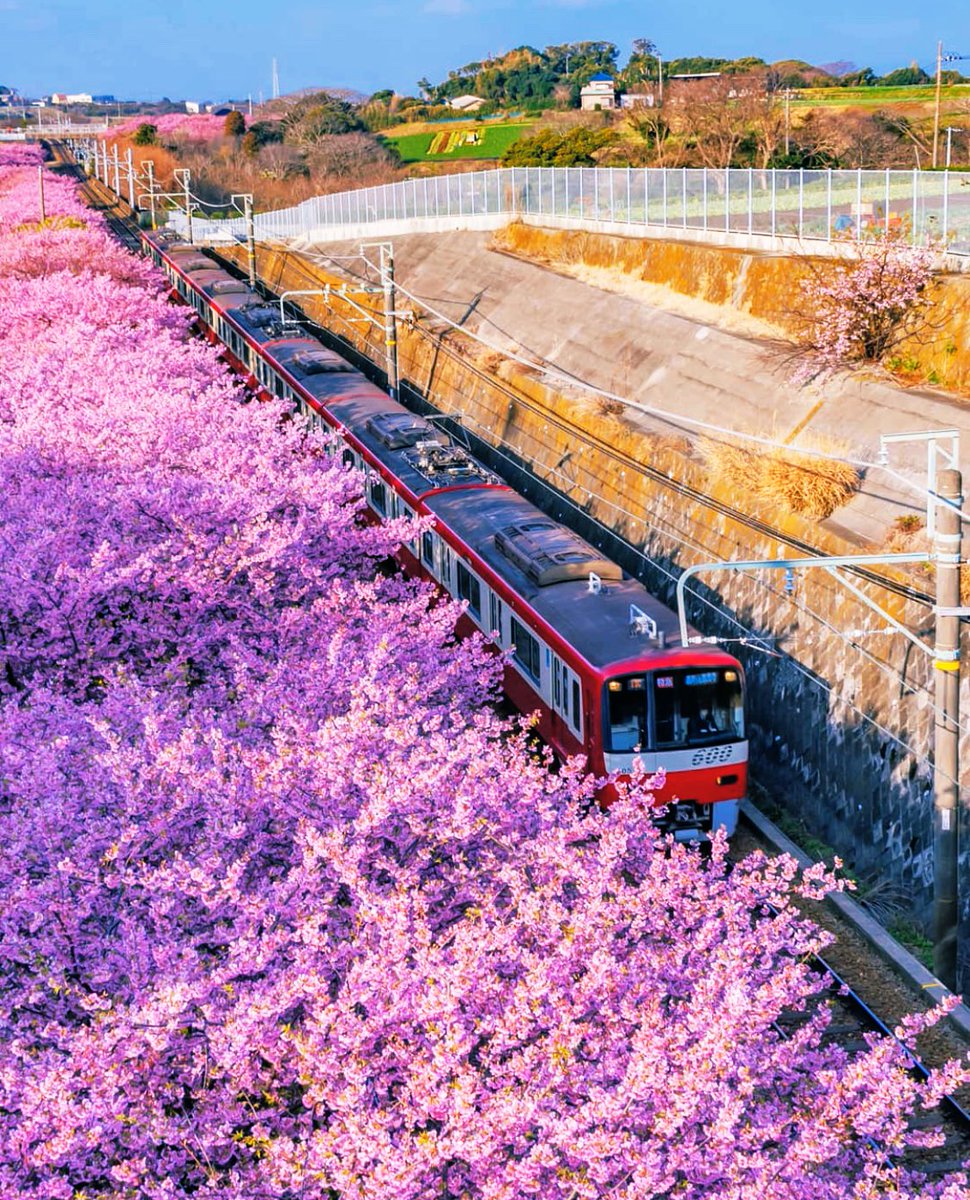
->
[668,76,751,168]
[797,109,906,168]
[306,133,398,185]
[740,83,785,169]
[626,109,683,167]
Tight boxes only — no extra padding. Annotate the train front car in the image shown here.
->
[598,651,746,838]
[421,489,747,841]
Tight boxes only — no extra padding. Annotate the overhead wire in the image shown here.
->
[300,244,967,524]
[281,283,955,782]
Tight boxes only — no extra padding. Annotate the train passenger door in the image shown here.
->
[552,657,582,748]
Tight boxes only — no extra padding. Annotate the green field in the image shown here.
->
[382,122,535,163]
[794,84,970,108]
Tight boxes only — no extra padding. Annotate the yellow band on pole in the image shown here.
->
[934,660,961,672]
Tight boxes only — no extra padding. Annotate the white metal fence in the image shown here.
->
[165,166,970,256]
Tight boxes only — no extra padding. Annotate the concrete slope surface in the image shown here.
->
[309,229,970,548]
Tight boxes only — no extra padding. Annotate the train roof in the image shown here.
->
[329,391,500,499]
[424,487,725,672]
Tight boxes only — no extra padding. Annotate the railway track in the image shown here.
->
[789,951,970,1178]
[47,141,143,251]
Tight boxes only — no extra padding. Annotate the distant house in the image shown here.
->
[619,92,656,109]
[580,73,616,111]
[448,94,486,112]
[51,92,93,105]
[185,101,202,114]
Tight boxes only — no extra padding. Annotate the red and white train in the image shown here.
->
[144,228,747,838]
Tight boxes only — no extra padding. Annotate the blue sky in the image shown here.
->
[2,0,965,101]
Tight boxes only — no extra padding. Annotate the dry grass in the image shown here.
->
[594,396,626,418]
[702,439,861,519]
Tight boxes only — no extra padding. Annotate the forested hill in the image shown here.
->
[416,41,963,108]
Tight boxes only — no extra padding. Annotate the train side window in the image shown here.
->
[456,563,482,619]
[342,448,355,469]
[441,548,453,589]
[369,478,387,516]
[571,679,582,737]
[488,593,503,643]
[510,617,541,683]
[553,659,563,712]
[422,531,435,569]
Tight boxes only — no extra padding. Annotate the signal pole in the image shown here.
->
[933,468,962,990]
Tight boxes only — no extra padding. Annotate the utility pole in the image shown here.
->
[126,147,135,209]
[145,160,157,230]
[175,168,193,244]
[657,53,664,105]
[38,164,46,223]
[784,88,792,157]
[112,143,120,196]
[944,126,959,169]
[933,468,962,990]
[933,40,943,169]
[243,194,256,287]
[379,243,399,401]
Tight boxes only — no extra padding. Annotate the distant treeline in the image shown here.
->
[411,42,966,110]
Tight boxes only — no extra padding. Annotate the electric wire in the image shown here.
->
[285,286,957,784]
[302,244,968,526]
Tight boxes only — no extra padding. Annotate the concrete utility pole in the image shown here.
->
[242,194,256,288]
[784,88,792,157]
[174,168,193,244]
[38,164,46,223]
[112,143,120,196]
[944,126,960,169]
[126,147,135,209]
[145,160,157,229]
[379,244,399,401]
[933,41,943,169]
[933,468,962,990]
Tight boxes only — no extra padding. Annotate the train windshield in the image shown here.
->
[605,668,744,752]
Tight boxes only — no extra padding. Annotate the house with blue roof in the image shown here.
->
[580,73,617,111]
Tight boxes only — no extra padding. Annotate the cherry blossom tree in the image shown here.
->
[0,144,967,1200]
[794,233,940,376]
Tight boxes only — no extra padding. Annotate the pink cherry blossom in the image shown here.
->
[0,143,967,1200]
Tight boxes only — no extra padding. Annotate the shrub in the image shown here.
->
[132,122,157,145]
[223,109,245,138]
